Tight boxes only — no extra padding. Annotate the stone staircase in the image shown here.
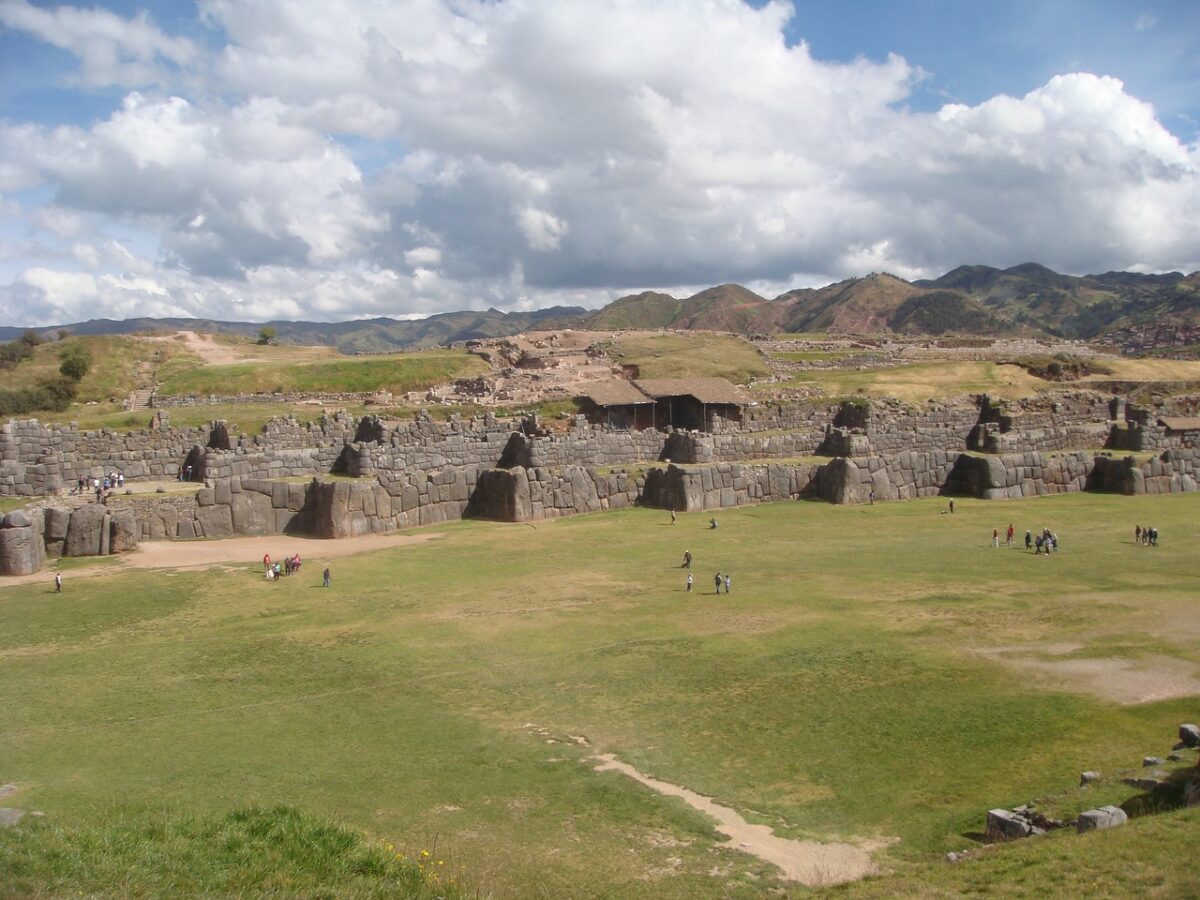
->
[123,388,154,412]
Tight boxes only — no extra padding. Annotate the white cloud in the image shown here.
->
[0,0,197,87]
[1,0,1198,326]
[1136,12,1157,31]
[517,207,568,251]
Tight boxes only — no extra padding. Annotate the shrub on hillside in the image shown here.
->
[0,377,78,416]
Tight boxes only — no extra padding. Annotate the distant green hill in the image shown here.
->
[5,264,1197,347]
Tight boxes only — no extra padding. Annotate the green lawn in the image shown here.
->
[156,350,489,397]
[608,333,769,384]
[2,491,1199,896]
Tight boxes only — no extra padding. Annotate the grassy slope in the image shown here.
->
[768,360,1052,402]
[2,492,1199,896]
[2,336,198,404]
[608,332,769,383]
[156,349,490,397]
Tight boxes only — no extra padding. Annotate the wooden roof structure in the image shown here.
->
[633,377,750,405]
[1157,417,1200,431]
[580,381,657,407]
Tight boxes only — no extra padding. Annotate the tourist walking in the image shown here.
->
[670,508,676,525]
[949,499,955,514]
[686,572,692,592]
[992,528,999,548]
[1006,524,1014,547]
[1025,529,1032,551]
[714,572,722,594]
[323,567,331,588]
[54,572,62,593]
[1135,524,1141,543]
[682,550,692,569]
[724,574,731,595]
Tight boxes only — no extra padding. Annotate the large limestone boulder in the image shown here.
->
[64,504,108,557]
[984,809,1032,841]
[1076,805,1127,833]
[1,510,44,576]
[1179,724,1200,749]
[194,504,234,538]
[43,506,71,557]
[230,489,273,535]
[108,509,139,553]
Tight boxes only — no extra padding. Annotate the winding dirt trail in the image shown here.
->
[593,753,883,886]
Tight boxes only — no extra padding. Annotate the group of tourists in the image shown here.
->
[263,552,304,580]
[1029,527,1059,554]
[262,552,332,586]
[993,524,1060,553]
[680,549,731,595]
[1134,524,1160,546]
[74,471,124,499]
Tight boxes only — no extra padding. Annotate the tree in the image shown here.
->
[19,329,43,349]
[59,345,92,382]
[257,326,277,345]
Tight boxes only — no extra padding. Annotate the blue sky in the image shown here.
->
[1,0,1199,325]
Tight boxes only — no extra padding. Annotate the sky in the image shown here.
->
[1,0,1199,326]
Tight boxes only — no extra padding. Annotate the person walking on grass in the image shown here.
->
[724,574,731,595]
[1025,529,1032,551]
[992,528,999,548]
[54,572,62,593]
[1006,523,1015,547]
[686,572,693,593]
[670,508,676,525]
[323,567,331,588]
[714,572,722,595]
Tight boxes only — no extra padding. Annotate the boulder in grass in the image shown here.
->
[985,808,1032,841]
[1080,771,1101,786]
[1077,805,1127,833]
[1180,724,1200,749]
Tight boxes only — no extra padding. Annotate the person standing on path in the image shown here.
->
[724,574,731,595]
[686,572,693,593]
[323,567,331,588]
[714,572,722,594]
[54,572,62,593]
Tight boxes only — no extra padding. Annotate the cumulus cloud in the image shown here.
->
[0,0,198,87]
[1,0,1198,326]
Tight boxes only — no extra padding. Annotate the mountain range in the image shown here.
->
[4,264,1198,353]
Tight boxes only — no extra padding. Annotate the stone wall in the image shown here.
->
[0,502,138,576]
[1,418,210,496]
[642,462,816,511]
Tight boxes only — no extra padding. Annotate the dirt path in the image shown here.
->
[977,644,1200,704]
[592,753,882,886]
[147,330,268,366]
[0,532,443,590]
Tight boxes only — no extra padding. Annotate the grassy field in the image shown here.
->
[156,349,489,398]
[2,335,199,404]
[768,360,1052,402]
[608,333,769,383]
[2,491,1199,896]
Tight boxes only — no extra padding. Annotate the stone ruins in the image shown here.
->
[3,389,1200,576]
